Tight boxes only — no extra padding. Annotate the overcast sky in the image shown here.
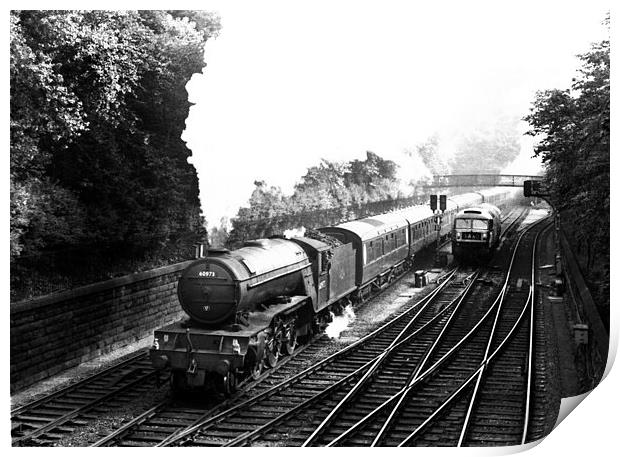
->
[181,1,609,229]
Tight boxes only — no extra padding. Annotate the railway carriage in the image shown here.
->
[318,212,411,300]
[447,192,484,212]
[476,188,514,211]
[393,206,433,253]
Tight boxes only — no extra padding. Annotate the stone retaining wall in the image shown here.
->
[10,260,193,392]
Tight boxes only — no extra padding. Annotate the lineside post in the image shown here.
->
[431,195,446,266]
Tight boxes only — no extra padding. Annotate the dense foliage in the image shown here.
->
[449,116,522,174]
[411,116,522,177]
[10,11,221,300]
[227,152,416,245]
[524,20,609,328]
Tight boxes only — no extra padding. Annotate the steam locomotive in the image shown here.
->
[149,187,518,393]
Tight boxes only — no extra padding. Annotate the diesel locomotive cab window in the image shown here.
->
[455,219,471,229]
[472,220,488,229]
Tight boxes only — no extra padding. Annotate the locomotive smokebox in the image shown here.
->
[178,259,239,324]
[177,239,311,325]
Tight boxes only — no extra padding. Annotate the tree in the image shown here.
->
[292,159,351,211]
[10,11,221,298]
[228,152,405,245]
[524,15,609,328]
[410,134,450,176]
[449,116,522,174]
[345,151,398,189]
[11,11,220,255]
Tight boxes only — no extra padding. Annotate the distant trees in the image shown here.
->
[227,152,413,246]
[412,134,449,176]
[449,116,522,174]
[407,116,522,184]
[10,11,221,299]
[524,17,609,327]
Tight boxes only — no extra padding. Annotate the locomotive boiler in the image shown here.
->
[177,239,312,325]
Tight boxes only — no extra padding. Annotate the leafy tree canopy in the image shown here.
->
[10,10,221,261]
[10,10,221,300]
[449,116,522,174]
[226,152,405,245]
[524,15,609,327]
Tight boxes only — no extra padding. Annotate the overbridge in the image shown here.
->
[423,174,543,188]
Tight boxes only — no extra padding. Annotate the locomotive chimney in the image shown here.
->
[194,243,207,259]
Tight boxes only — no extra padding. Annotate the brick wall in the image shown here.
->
[10,260,193,392]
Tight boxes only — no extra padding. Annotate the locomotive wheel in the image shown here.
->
[227,371,238,394]
[281,325,297,356]
[264,329,281,368]
[217,371,238,396]
[250,359,263,380]
[244,346,263,380]
[265,343,279,368]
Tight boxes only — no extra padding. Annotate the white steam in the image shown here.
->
[325,305,356,339]
[283,226,306,239]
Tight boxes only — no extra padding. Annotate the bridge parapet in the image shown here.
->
[428,174,543,188]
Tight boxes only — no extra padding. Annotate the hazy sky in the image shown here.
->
[180,0,610,228]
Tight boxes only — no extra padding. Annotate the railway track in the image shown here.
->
[143,207,543,447]
[90,267,473,446]
[11,352,160,446]
[89,336,331,446]
[12,204,535,447]
[301,214,553,447]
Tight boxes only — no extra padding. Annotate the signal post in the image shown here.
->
[430,194,447,266]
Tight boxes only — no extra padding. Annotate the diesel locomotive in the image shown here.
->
[149,187,519,393]
[451,203,502,261]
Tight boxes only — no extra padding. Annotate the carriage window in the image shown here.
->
[472,220,489,229]
[455,219,471,229]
